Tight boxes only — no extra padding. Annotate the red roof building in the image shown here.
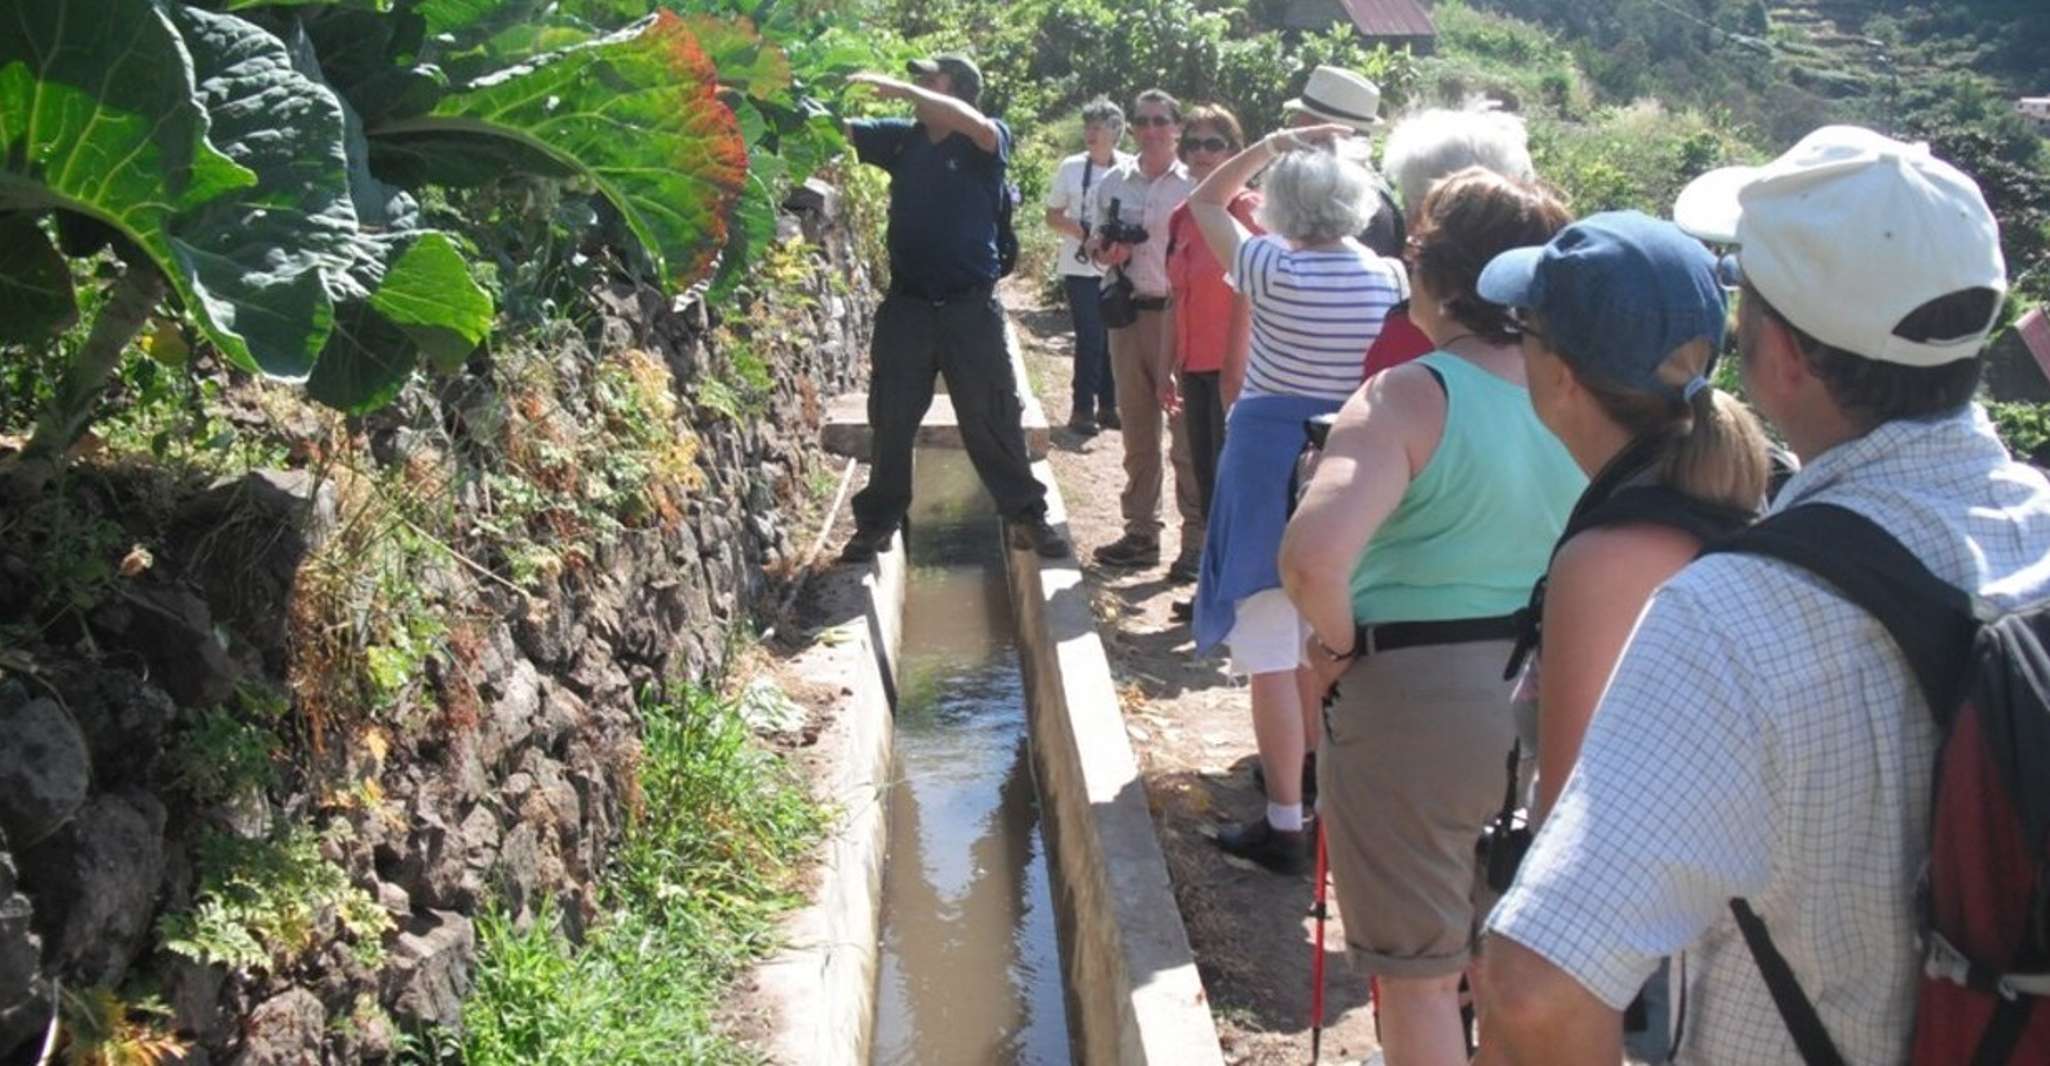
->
[1343,0,1438,39]
[1282,0,1437,52]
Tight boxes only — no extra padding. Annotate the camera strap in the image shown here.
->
[1496,739,1521,828]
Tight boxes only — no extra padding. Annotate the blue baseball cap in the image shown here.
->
[1477,210,1725,399]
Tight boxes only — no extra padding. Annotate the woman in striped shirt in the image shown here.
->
[1186,124,1402,872]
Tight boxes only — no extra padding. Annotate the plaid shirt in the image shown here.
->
[1488,404,2050,1064]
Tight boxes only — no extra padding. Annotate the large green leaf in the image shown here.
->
[367,11,749,291]
[165,2,363,379]
[286,24,494,410]
[305,299,419,413]
[0,215,77,345]
[369,231,492,370]
[710,157,782,299]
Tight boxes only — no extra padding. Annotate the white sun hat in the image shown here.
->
[1283,66,1384,132]
[1673,124,2006,367]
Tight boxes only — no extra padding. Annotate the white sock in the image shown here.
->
[1266,802,1303,832]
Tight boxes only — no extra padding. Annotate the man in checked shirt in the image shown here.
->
[1475,126,2050,1063]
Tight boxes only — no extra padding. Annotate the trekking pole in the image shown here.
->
[1309,816,1330,1064]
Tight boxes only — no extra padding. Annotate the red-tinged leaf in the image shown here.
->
[678,13,793,103]
[369,11,748,292]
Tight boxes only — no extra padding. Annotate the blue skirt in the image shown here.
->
[1193,393,1344,654]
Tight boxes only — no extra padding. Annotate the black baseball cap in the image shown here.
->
[906,53,982,105]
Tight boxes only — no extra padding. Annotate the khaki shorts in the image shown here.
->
[1318,638,1517,979]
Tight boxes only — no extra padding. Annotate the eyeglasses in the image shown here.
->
[1179,136,1231,153]
[1133,114,1177,128]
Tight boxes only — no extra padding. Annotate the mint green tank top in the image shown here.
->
[1349,351,1586,624]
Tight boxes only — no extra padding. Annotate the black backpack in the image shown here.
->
[1702,503,2050,1066]
[996,178,1020,278]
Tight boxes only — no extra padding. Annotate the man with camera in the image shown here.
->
[1088,89,1203,577]
[835,55,1067,563]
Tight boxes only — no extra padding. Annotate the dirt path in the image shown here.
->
[1004,284,1382,1065]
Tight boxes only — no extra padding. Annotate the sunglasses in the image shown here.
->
[1133,114,1177,128]
[1509,307,1547,343]
[1180,136,1232,152]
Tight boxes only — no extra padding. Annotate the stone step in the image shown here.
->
[822,321,1051,461]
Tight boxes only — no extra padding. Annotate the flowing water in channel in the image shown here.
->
[869,451,1073,1065]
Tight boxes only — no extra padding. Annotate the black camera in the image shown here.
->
[1303,412,1337,450]
[1096,197,1149,246]
[1474,742,1532,893]
[1476,808,1533,893]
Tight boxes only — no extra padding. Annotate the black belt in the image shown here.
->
[891,284,994,306]
[1355,614,1519,655]
[1131,295,1170,311]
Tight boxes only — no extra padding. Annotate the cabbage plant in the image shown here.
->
[0,0,750,494]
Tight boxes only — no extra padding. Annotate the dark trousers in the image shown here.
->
[1064,274,1116,420]
[1180,370,1227,517]
[850,290,1047,532]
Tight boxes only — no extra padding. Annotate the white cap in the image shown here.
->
[1672,124,2006,367]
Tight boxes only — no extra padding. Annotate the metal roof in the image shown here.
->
[1341,0,1437,37]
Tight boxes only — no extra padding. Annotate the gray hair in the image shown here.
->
[1255,142,1382,245]
[1381,107,1536,213]
[1080,96,1125,135]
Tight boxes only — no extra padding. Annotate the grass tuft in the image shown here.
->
[444,686,825,1065]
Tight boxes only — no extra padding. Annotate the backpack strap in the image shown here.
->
[1708,504,1987,1064]
[1728,899,1848,1066]
[1704,502,1980,717]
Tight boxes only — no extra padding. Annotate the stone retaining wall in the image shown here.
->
[0,178,877,1063]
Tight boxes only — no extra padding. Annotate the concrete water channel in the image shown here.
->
[751,338,1225,1065]
[870,450,1071,1064]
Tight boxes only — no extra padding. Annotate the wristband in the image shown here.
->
[1312,632,1356,662]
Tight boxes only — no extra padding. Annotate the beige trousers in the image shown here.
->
[1107,307,1202,546]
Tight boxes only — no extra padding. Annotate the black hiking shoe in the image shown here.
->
[1251,753,1318,809]
[837,525,895,563]
[1067,414,1100,437]
[1166,548,1202,584]
[1215,815,1310,876]
[1098,410,1122,431]
[1007,516,1070,559]
[1093,533,1159,570]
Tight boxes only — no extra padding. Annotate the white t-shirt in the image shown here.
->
[1044,150,1128,278]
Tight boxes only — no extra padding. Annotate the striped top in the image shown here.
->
[1229,233,1402,402]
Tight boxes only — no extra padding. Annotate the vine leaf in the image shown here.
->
[367,12,749,292]
[0,216,79,345]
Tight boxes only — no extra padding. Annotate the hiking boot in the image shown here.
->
[1166,548,1202,584]
[1098,410,1122,431]
[1067,414,1100,437]
[1007,516,1070,559]
[1215,815,1310,876]
[1251,753,1318,808]
[1170,597,1194,623]
[1093,533,1159,570]
[837,525,895,563]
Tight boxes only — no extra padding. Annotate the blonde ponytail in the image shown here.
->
[1658,387,1771,512]
[1580,339,1772,512]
